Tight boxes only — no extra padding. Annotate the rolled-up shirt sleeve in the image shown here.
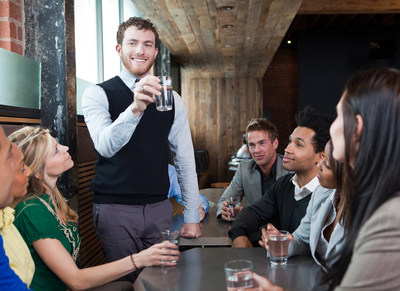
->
[82,84,142,158]
[168,92,200,224]
[200,194,210,214]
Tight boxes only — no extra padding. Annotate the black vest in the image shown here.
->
[91,76,175,205]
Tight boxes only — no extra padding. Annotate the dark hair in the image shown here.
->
[117,17,159,47]
[295,105,334,153]
[325,68,400,289]
[318,140,348,271]
[246,118,279,143]
[326,140,348,227]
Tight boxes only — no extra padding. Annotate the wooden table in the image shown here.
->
[134,248,325,291]
[171,188,232,247]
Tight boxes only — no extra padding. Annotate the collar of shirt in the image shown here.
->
[328,189,339,223]
[255,157,277,179]
[120,69,149,91]
[329,189,337,202]
[291,174,320,201]
[256,159,278,195]
[0,207,15,232]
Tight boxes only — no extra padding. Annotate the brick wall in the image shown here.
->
[0,0,24,55]
[263,47,299,155]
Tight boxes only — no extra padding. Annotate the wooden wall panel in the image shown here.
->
[77,159,106,268]
[77,126,97,163]
[182,71,263,182]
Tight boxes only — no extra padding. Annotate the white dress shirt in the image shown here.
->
[291,175,320,201]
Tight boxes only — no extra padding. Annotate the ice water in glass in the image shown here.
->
[228,196,239,219]
[155,76,173,111]
[160,229,180,263]
[267,231,290,266]
[224,260,254,290]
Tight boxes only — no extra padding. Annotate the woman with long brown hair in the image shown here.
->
[325,68,400,289]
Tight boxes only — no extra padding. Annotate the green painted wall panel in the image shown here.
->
[0,48,40,109]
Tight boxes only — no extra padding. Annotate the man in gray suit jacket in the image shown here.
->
[217,118,289,221]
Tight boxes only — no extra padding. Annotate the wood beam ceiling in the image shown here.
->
[133,0,301,78]
[132,0,400,78]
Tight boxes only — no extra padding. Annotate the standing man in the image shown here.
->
[229,107,333,247]
[217,118,289,221]
[82,17,201,281]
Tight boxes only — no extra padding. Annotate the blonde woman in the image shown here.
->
[10,126,179,291]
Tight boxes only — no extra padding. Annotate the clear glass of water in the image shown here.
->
[267,230,290,266]
[224,260,254,290]
[227,196,240,220]
[155,76,173,111]
[160,229,180,264]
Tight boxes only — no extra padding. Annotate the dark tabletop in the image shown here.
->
[134,247,325,291]
[172,188,232,247]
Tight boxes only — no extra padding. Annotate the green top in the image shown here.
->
[14,194,81,291]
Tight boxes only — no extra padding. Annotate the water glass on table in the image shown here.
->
[155,76,173,111]
[160,229,180,264]
[224,260,254,290]
[266,230,290,266]
[227,196,240,220]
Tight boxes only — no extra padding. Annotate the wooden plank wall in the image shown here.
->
[182,73,263,183]
[76,125,106,268]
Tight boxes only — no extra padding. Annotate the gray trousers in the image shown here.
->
[93,200,173,282]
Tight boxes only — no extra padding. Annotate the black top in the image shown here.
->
[228,173,312,244]
[91,76,175,205]
[255,158,277,195]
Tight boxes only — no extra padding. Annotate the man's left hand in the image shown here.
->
[180,223,202,238]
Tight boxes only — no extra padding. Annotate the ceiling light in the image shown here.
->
[224,44,232,47]
[218,6,233,11]
[222,24,234,29]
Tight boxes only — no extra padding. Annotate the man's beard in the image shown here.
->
[121,53,155,78]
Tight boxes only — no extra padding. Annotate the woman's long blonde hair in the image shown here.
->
[9,126,78,223]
